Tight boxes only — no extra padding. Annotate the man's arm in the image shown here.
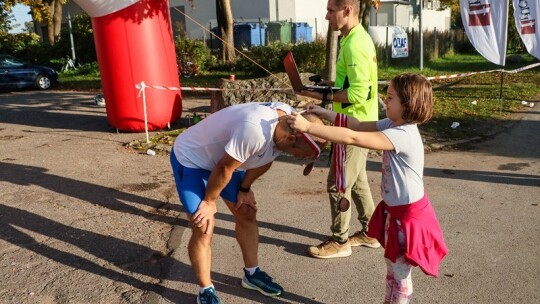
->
[192,152,242,233]
[304,105,378,132]
[239,162,273,189]
[204,153,243,201]
[296,89,350,104]
[295,48,370,105]
[289,114,392,151]
[323,29,376,108]
[235,162,273,210]
[340,38,374,106]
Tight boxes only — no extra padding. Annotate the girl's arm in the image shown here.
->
[305,105,379,132]
[288,113,394,151]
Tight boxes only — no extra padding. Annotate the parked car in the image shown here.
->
[0,55,59,90]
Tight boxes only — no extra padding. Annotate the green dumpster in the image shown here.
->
[266,21,292,44]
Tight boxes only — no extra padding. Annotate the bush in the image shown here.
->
[233,40,326,76]
[60,61,100,77]
[291,41,326,74]
[0,12,96,69]
[175,35,214,72]
[234,42,292,75]
[0,32,41,57]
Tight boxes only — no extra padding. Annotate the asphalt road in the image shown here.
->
[0,90,538,304]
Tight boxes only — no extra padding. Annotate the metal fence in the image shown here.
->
[375,28,474,66]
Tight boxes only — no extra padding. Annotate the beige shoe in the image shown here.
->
[349,231,381,248]
[308,238,352,259]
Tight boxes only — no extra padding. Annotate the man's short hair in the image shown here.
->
[335,0,360,13]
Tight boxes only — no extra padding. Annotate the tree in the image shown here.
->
[360,0,379,28]
[438,0,461,28]
[323,28,338,81]
[215,0,235,62]
[0,1,14,33]
[187,0,235,63]
[4,0,66,45]
[54,11,96,63]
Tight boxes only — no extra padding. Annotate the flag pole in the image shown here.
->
[498,71,504,114]
[419,0,423,70]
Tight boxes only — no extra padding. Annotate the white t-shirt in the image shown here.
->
[173,102,296,171]
[376,118,425,206]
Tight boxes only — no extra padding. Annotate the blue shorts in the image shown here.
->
[170,150,245,215]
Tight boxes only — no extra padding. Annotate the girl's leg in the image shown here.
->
[385,255,413,303]
[384,258,394,303]
[384,217,413,304]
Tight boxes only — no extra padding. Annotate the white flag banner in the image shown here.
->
[460,0,509,66]
[513,0,540,60]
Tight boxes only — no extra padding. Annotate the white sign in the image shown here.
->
[392,33,409,58]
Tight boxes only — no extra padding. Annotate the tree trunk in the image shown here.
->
[323,28,338,81]
[53,0,63,43]
[216,0,235,62]
[45,0,63,45]
[359,0,370,28]
[47,1,54,45]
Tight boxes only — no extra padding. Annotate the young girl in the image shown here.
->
[288,73,448,304]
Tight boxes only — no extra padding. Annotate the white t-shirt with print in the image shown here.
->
[376,118,425,206]
[173,102,296,171]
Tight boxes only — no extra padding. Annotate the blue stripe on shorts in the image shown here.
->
[170,150,246,215]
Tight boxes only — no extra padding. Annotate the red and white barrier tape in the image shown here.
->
[137,62,540,94]
[135,61,539,143]
[136,82,286,92]
[377,62,540,85]
[134,81,294,144]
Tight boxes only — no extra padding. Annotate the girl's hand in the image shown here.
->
[305,104,325,115]
[304,104,336,122]
[287,112,311,132]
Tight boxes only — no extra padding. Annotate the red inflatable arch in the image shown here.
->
[73,0,181,132]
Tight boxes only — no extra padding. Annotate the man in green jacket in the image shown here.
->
[297,0,380,258]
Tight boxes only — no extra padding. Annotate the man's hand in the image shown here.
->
[191,200,217,234]
[287,112,311,133]
[236,190,257,211]
[316,80,335,86]
[296,90,321,100]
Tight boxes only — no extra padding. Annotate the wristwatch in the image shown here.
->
[238,184,251,193]
[322,91,331,107]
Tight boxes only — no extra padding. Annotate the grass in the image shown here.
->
[57,52,540,147]
[57,75,102,91]
[419,54,539,143]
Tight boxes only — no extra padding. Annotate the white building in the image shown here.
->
[171,0,450,43]
[368,0,451,45]
[56,0,450,45]
[169,0,330,41]
[370,0,451,31]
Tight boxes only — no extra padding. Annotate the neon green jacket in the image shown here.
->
[333,24,378,121]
